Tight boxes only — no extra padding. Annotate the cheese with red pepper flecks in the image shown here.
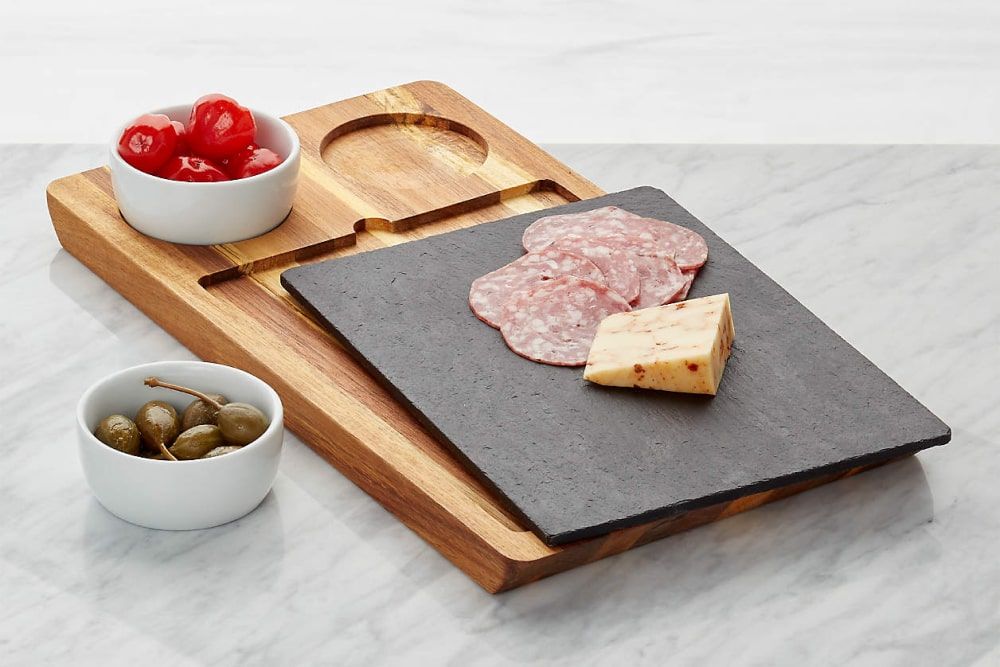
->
[584,293,735,395]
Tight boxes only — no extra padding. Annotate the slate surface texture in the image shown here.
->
[281,187,951,545]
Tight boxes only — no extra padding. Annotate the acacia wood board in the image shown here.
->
[45,81,941,592]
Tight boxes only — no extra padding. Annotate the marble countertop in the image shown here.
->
[3,1,1000,144]
[1,144,997,665]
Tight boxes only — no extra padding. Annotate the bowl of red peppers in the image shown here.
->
[110,94,300,245]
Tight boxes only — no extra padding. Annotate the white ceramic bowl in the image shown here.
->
[77,361,284,530]
[109,104,300,245]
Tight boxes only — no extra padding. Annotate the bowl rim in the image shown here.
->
[77,360,284,466]
[109,104,301,187]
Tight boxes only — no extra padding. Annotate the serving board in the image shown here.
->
[46,81,948,591]
[281,187,951,545]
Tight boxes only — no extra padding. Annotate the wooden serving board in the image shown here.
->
[46,81,938,592]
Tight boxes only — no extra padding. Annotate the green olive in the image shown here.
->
[94,414,141,455]
[180,393,228,431]
[203,445,242,459]
[169,424,224,460]
[135,400,180,453]
[140,377,270,453]
[217,403,269,446]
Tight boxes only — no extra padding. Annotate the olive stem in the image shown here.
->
[144,377,224,410]
[158,442,178,461]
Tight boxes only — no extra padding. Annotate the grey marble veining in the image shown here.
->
[1,144,998,666]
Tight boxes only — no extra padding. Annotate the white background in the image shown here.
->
[2,0,999,144]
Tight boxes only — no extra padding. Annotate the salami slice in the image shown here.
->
[523,207,654,253]
[641,218,708,271]
[522,206,708,270]
[670,269,698,303]
[499,276,631,366]
[551,234,641,303]
[634,255,687,309]
[468,247,605,329]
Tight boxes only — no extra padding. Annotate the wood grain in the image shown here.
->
[47,80,900,592]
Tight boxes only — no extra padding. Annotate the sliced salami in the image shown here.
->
[551,234,641,303]
[468,247,605,329]
[522,206,654,253]
[670,269,698,303]
[499,276,631,366]
[640,218,708,271]
[522,206,708,270]
[633,255,687,309]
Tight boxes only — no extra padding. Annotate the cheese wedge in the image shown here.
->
[584,293,735,395]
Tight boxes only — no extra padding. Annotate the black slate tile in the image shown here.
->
[281,187,950,545]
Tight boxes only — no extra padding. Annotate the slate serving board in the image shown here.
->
[281,187,950,545]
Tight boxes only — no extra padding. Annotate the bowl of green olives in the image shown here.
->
[76,361,283,530]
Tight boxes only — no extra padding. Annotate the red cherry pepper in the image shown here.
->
[171,121,189,155]
[227,148,283,179]
[117,114,178,174]
[186,94,256,160]
[158,156,230,182]
[222,142,258,167]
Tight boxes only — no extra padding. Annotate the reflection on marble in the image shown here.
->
[1,145,998,665]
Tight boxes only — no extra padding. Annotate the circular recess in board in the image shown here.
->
[320,113,489,190]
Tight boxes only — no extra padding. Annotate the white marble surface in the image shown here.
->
[1,144,998,665]
[3,1,1000,144]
